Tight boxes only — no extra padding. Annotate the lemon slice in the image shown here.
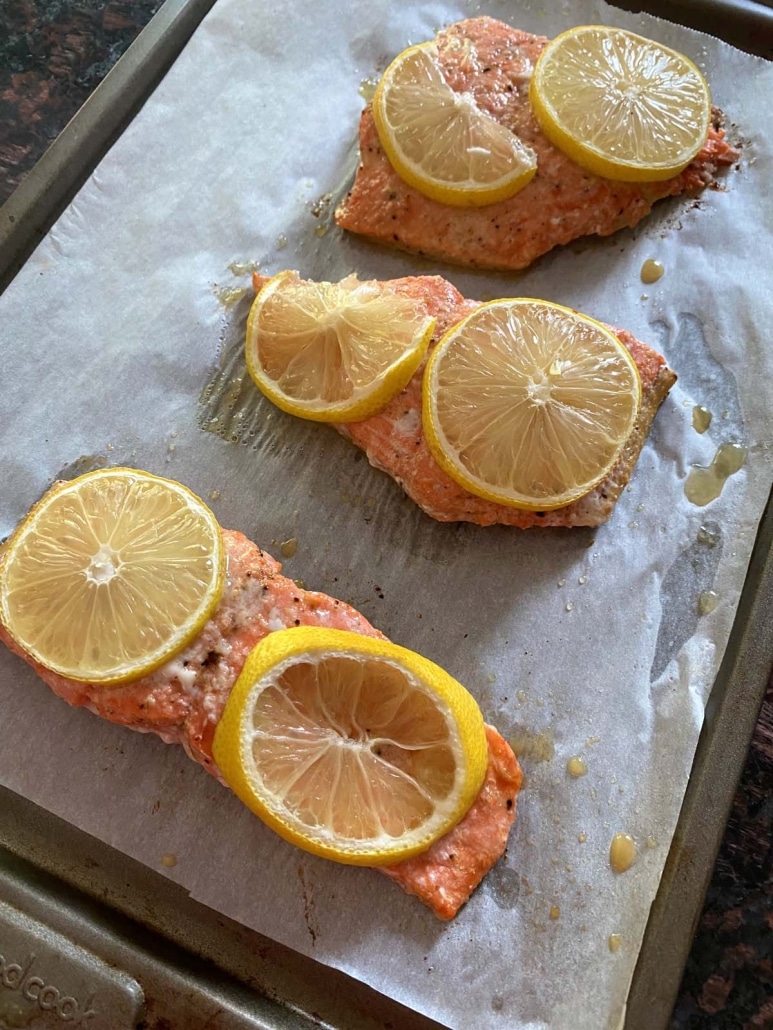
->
[0,468,225,684]
[373,43,537,207]
[530,26,711,182]
[245,271,435,422]
[423,300,641,510]
[212,627,488,865]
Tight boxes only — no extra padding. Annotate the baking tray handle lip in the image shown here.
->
[626,481,773,1029]
[0,0,219,296]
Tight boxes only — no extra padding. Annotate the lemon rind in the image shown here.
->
[372,43,537,208]
[245,271,436,422]
[0,468,226,686]
[212,627,489,866]
[530,26,712,184]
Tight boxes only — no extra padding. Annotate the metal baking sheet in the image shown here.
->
[1,2,772,1028]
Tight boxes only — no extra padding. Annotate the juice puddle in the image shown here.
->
[692,405,712,433]
[359,76,379,102]
[685,443,747,506]
[609,833,637,873]
[640,259,664,284]
[698,590,719,615]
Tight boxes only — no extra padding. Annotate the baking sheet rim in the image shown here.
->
[1,1,772,1027]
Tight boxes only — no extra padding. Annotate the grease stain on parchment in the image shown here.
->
[198,299,277,447]
[508,725,555,764]
[55,454,108,480]
[482,862,521,910]
[297,863,320,946]
[212,284,249,310]
[684,442,747,507]
[649,313,745,450]
[650,519,723,681]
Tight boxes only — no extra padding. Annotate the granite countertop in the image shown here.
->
[1,1,771,1027]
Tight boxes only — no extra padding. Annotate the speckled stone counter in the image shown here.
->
[0,0,164,203]
[671,678,773,1029]
[1,2,771,1027]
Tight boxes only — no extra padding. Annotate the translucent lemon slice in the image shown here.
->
[0,468,225,684]
[373,43,537,206]
[212,627,489,865]
[423,300,642,510]
[530,25,711,182]
[245,271,435,422]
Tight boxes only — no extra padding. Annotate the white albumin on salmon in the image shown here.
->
[0,526,522,920]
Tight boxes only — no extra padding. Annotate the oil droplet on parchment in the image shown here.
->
[697,524,720,548]
[567,756,587,778]
[280,538,298,558]
[161,853,178,868]
[577,831,587,844]
[684,443,746,506]
[549,905,561,920]
[609,833,637,873]
[692,406,712,433]
[213,285,248,309]
[640,259,664,284]
[608,934,623,953]
[508,727,554,763]
[227,260,260,277]
[698,590,719,615]
[358,76,379,102]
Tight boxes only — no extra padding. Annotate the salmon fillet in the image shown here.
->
[0,525,522,920]
[382,725,522,920]
[335,17,739,271]
[252,271,677,528]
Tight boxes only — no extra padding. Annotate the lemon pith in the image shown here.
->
[422,299,642,510]
[372,43,537,207]
[245,271,435,422]
[530,26,711,182]
[0,468,225,684]
[212,627,489,865]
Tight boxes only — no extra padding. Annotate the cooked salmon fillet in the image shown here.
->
[0,525,522,920]
[252,271,677,528]
[335,17,739,271]
[382,725,522,919]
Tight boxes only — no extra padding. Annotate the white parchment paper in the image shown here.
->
[1,1,772,1027]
